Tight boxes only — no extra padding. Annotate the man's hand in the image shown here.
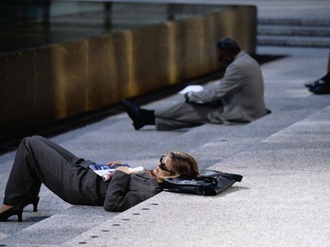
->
[184,92,190,101]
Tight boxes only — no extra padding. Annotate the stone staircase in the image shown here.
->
[257,18,330,48]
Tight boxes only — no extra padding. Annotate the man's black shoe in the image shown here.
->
[309,83,330,94]
[121,100,144,130]
[305,72,330,89]
[305,79,324,89]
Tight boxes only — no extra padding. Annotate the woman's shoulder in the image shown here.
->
[131,172,161,187]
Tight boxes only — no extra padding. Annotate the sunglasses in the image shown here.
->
[159,155,174,175]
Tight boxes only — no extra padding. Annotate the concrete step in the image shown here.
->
[257,35,330,48]
[258,25,330,37]
[257,18,330,48]
[258,18,330,27]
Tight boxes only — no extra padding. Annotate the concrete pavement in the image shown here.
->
[1,0,330,246]
[1,46,329,247]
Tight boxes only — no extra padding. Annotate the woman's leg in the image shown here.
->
[3,136,100,206]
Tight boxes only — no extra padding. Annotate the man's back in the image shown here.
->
[221,51,267,122]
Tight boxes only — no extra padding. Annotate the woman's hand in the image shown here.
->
[115,166,134,175]
[107,161,123,167]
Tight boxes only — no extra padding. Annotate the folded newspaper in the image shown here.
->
[178,85,204,94]
[89,164,144,181]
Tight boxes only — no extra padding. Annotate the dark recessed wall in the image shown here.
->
[0,4,257,139]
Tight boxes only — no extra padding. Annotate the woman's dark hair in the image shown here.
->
[216,37,241,55]
[167,151,200,178]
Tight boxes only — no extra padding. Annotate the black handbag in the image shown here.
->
[163,169,243,196]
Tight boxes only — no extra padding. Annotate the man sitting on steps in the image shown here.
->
[122,37,270,131]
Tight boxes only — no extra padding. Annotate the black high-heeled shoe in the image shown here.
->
[0,205,23,222]
[22,197,40,212]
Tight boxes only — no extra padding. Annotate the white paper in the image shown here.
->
[89,164,144,181]
[178,85,204,94]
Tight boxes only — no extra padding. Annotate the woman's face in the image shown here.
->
[153,154,175,178]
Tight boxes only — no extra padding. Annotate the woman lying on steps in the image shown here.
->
[0,135,200,222]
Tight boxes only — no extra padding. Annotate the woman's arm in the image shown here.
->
[103,170,158,212]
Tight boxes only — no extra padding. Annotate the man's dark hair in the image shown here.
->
[216,38,241,55]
